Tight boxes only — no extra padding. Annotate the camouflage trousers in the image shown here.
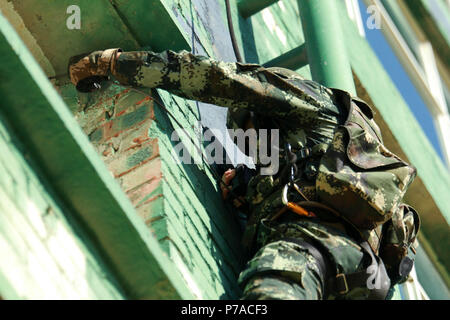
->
[238,217,377,300]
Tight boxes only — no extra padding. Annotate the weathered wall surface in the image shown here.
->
[0,114,123,300]
[71,81,246,299]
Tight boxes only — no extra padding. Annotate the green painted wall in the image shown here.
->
[0,114,123,300]
[226,0,311,75]
[0,9,194,300]
[70,81,245,299]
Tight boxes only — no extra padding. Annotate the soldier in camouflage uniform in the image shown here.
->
[69,49,420,300]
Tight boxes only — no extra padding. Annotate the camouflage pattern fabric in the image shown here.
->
[108,49,357,243]
[68,49,420,299]
[68,48,121,92]
[239,240,326,300]
[379,204,420,284]
[316,88,417,234]
[239,236,371,300]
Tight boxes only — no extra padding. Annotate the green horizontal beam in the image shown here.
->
[0,12,193,300]
[263,43,308,70]
[415,236,450,299]
[238,0,280,18]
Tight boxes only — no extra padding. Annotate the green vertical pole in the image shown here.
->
[298,0,356,95]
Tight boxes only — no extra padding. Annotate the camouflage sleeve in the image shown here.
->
[112,50,324,120]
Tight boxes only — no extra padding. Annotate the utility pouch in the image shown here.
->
[379,204,420,285]
[316,89,417,231]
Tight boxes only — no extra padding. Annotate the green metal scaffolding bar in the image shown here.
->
[297,0,356,95]
[263,43,308,70]
[238,0,280,18]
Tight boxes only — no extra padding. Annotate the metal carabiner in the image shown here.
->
[282,184,316,218]
[285,143,297,184]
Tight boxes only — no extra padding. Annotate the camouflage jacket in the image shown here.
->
[111,50,418,273]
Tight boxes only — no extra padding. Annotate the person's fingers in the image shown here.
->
[223,169,236,185]
[221,169,237,200]
[225,168,236,177]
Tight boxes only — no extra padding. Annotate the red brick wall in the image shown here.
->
[77,85,164,233]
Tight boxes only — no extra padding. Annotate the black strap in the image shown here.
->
[333,270,372,295]
[281,237,330,296]
[281,238,328,282]
[330,241,391,300]
[360,241,391,300]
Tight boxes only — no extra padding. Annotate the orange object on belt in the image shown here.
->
[286,202,316,218]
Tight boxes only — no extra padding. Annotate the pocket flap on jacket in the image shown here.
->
[345,123,405,169]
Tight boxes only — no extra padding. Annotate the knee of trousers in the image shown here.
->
[241,273,323,300]
[238,240,327,299]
